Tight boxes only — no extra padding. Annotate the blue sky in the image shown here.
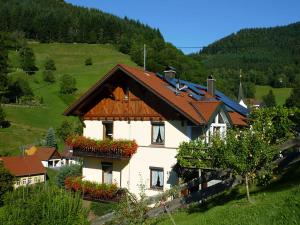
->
[66,0,300,54]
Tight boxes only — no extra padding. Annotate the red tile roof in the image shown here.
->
[0,156,46,177]
[34,147,61,161]
[64,64,248,126]
[228,112,248,126]
[190,101,221,123]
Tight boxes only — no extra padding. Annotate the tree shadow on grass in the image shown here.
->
[186,186,246,214]
[187,160,300,214]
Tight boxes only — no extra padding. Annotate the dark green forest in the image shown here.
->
[0,0,206,83]
[191,22,300,91]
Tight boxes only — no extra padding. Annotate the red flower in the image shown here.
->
[66,136,138,157]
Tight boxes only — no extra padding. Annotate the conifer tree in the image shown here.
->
[45,127,57,148]
[262,90,276,107]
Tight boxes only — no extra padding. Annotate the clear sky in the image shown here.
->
[66,0,300,54]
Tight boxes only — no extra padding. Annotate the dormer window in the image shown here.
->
[152,122,165,145]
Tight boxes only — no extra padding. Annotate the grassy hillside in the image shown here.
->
[255,85,292,105]
[155,161,300,225]
[0,43,135,155]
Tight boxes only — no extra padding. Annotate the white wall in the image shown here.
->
[83,120,103,140]
[83,120,190,148]
[81,146,178,197]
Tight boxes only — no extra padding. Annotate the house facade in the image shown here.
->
[0,156,46,189]
[64,64,248,196]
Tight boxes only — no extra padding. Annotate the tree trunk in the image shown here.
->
[245,174,251,202]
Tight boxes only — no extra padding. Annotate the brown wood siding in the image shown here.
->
[84,75,180,121]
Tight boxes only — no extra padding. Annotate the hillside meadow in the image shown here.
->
[255,85,292,105]
[0,42,135,155]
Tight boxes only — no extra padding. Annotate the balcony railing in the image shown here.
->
[66,136,138,159]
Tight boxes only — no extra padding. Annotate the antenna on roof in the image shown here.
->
[143,44,146,71]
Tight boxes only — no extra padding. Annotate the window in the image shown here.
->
[103,121,113,140]
[124,86,129,100]
[150,167,164,189]
[16,180,20,186]
[191,126,204,140]
[102,162,113,184]
[22,178,27,185]
[34,177,38,183]
[152,122,165,144]
[28,177,32,184]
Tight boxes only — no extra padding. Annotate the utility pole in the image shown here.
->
[143,44,146,71]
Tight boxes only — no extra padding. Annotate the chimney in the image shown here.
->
[164,65,176,79]
[207,75,216,97]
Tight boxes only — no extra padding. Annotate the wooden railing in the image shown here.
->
[72,148,132,159]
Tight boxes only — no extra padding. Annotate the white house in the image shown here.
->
[61,147,81,166]
[64,64,248,196]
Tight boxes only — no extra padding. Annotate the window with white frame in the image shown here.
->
[22,178,27,185]
[206,113,227,143]
[28,177,32,184]
[152,122,165,145]
[150,167,164,189]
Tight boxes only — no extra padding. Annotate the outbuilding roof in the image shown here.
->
[0,156,46,177]
[34,147,61,161]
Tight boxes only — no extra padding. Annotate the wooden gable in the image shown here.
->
[49,150,61,160]
[83,71,181,121]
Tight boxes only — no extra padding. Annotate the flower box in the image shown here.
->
[65,176,125,201]
[66,136,138,158]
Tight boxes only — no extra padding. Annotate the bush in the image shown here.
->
[0,185,89,225]
[6,77,34,102]
[85,57,92,66]
[19,46,38,75]
[44,58,56,71]
[43,70,55,83]
[56,164,81,188]
[56,120,82,141]
[60,74,76,94]
[0,161,14,206]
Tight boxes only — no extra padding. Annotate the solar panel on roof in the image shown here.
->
[178,79,205,95]
[157,72,249,116]
[216,91,249,116]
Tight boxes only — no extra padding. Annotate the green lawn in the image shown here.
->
[90,201,117,217]
[255,85,292,105]
[0,43,135,155]
[154,161,300,225]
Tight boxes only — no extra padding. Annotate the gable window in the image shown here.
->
[102,162,113,184]
[124,86,129,100]
[152,122,165,145]
[150,167,164,189]
[103,121,113,140]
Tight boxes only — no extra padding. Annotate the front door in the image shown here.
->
[102,162,113,184]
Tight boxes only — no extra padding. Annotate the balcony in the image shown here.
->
[66,136,138,159]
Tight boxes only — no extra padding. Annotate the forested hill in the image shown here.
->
[192,22,300,89]
[0,0,206,83]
